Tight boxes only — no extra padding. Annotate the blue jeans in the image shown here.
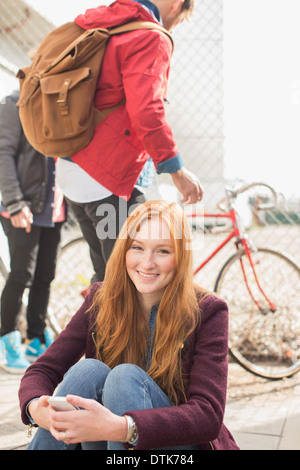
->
[28,359,198,450]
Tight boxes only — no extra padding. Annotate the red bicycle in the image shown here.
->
[186,182,300,379]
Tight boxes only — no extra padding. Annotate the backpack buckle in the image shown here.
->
[57,79,71,115]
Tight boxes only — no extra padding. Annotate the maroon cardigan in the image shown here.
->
[19,283,239,450]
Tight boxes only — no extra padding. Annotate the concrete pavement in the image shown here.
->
[0,361,300,451]
[225,363,300,450]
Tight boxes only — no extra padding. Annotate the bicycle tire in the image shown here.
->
[47,236,94,335]
[214,247,300,379]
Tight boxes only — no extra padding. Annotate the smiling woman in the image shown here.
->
[92,200,199,402]
[19,200,239,450]
[125,216,176,314]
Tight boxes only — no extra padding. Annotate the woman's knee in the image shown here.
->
[56,359,110,400]
[104,364,145,389]
[102,364,171,414]
[102,364,148,411]
[65,358,107,376]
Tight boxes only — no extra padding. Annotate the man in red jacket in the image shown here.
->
[56,0,203,282]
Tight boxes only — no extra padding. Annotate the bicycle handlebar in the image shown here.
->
[217,182,279,212]
[235,182,278,209]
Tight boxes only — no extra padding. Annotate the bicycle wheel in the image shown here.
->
[214,247,300,379]
[47,236,94,335]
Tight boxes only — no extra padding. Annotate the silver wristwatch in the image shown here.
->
[124,415,138,445]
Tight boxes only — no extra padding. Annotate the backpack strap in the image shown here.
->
[108,21,173,48]
[40,21,172,78]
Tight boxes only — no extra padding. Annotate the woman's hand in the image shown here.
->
[28,396,51,431]
[48,395,128,445]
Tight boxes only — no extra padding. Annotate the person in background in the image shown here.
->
[0,92,65,373]
[56,0,203,284]
[19,201,239,450]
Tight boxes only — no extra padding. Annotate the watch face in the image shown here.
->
[129,423,138,444]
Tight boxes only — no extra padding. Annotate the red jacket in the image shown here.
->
[70,0,183,201]
[19,283,239,450]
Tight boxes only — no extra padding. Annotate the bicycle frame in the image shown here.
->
[192,209,238,274]
[188,208,276,313]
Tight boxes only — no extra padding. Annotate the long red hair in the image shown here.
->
[91,201,208,404]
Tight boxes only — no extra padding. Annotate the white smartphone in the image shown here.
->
[48,396,78,411]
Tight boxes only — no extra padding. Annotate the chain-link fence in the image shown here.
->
[154,0,300,292]
[165,0,225,209]
[0,0,299,303]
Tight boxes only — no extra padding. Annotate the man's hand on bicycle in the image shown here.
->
[171,167,204,204]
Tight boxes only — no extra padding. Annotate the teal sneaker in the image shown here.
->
[25,327,55,360]
[25,338,46,359]
[1,331,30,374]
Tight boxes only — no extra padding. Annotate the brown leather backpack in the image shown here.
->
[16,21,172,158]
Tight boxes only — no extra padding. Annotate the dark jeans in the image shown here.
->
[0,216,63,342]
[66,188,146,283]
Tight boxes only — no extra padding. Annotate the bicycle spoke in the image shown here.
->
[215,248,300,379]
